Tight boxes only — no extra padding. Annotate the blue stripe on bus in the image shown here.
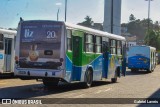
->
[65,54,122,82]
[128,56,150,69]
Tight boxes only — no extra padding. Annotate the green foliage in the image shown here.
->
[129,14,136,22]
[78,16,94,28]
[145,30,160,51]
[122,14,160,40]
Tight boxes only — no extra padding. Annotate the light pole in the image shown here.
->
[65,0,67,22]
[57,8,60,21]
[111,0,114,34]
[56,3,62,21]
[145,0,153,32]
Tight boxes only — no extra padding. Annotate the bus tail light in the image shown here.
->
[15,56,19,64]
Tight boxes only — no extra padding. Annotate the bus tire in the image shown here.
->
[42,78,59,87]
[111,78,117,83]
[111,70,118,83]
[84,68,93,88]
[131,69,138,72]
[147,69,152,73]
[131,69,134,72]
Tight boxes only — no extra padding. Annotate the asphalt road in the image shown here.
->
[0,65,160,107]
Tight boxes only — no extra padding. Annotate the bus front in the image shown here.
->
[14,20,66,82]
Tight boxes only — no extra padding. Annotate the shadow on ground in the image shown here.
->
[0,73,17,79]
[125,70,150,76]
[137,88,160,107]
[0,81,112,99]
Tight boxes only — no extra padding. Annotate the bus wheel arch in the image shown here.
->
[84,67,93,88]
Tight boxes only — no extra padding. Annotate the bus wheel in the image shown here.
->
[84,69,93,88]
[111,78,117,83]
[111,70,118,83]
[42,78,59,87]
[131,69,134,72]
[131,69,138,72]
[147,69,152,73]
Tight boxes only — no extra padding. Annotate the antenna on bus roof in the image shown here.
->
[20,17,24,22]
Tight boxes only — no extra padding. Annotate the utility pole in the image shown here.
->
[111,0,114,33]
[146,0,153,45]
[145,0,153,32]
[65,0,67,22]
[56,2,62,21]
[57,8,60,21]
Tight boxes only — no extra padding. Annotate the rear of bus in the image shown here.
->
[14,20,66,82]
[128,46,150,71]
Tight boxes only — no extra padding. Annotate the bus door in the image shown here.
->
[0,34,4,73]
[4,38,12,72]
[122,42,126,76]
[72,30,83,81]
[102,38,109,78]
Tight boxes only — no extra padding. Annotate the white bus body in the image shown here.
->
[14,20,126,87]
[0,29,17,74]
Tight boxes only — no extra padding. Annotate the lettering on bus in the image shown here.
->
[47,31,56,39]
[24,29,33,38]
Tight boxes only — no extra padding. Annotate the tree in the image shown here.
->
[78,16,94,28]
[154,21,160,30]
[145,30,160,51]
[129,14,136,22]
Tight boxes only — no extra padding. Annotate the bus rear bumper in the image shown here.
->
[128,65,149,70]
[14,68,64,79]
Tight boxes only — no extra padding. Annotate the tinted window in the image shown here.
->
[85,34,94,52]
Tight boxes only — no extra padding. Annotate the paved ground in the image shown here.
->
[0,65,160,107]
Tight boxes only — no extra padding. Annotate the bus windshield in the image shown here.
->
[19,21,64,69]
[129,47,150,58]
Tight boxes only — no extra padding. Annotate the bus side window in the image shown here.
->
[67,29,72,51]
[0,34,4,50]
[85,34,94,52]
[110,39,116,54]
[95,36,102,53]
[117,41,122,55]
[102,37,109,52]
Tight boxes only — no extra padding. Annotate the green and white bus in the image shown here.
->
[14,20,126,87]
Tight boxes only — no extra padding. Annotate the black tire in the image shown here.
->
[111,78,117,83]
[42,78,59,87]
[84,69,93,88]
[111,69,118,83]
[147,69,152,73]
[131,69,134,72]
[131,69,138,72]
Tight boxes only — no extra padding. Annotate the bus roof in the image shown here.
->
[130,45,156,51]
[18,20,125,41]
[65,22,126,41]
[0,28,17,35]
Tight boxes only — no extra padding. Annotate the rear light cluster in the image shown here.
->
[15,56,19,64]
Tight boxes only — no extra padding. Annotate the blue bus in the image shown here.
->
[128,45,156,72]
[14,20,126,87]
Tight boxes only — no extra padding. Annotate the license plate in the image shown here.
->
[19,71,26,74]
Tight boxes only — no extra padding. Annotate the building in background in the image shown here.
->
[93,23,103,31]
[103,0,121,35]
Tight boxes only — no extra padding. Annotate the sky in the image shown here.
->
[0,0,160,28]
